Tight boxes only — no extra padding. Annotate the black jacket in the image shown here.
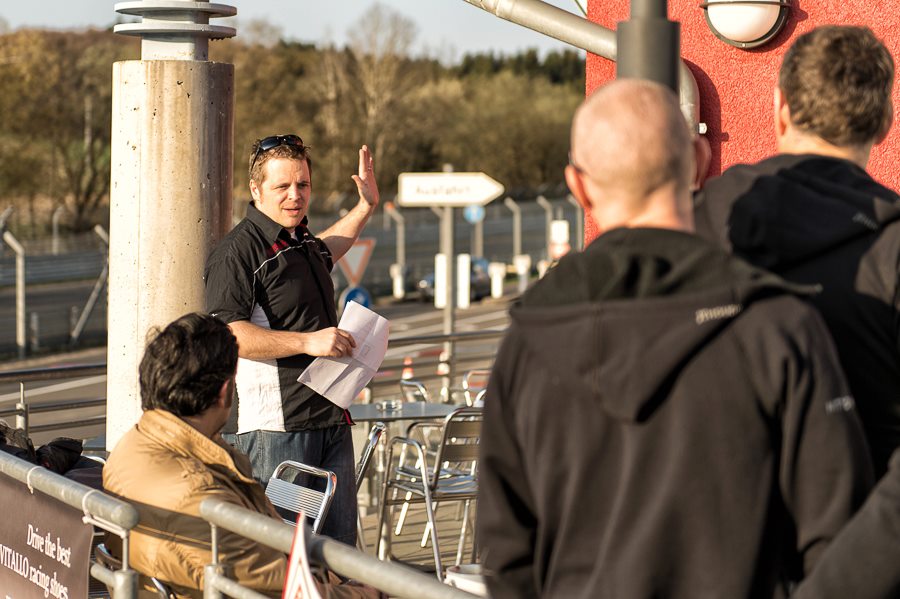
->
[793,448,900,599]
[695,154,900,475]
[478,228,873,599]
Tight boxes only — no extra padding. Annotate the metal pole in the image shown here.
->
[568,194,584,250]
[386,202,406,299]
[472,218,483,257]
[4,230,26,358]
[29,312,39,352]
[459,0,701,134]
[71,226,110,346]
[16,382,27,433]
[51,205,65,255]
[0,206,12,230]
[616,0,680,92]
[536,195,553,260]
[441,206,456,397]
[385,203,405,267]
[504,197,522,258]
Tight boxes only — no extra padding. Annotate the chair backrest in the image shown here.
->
[266,460,336,534]
[399,378,430,402]
[431,407,482,481]
[462,369,491,406]
[95,543,174,598]
[355,422,386,492]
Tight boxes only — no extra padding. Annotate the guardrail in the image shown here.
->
[200,498,477,599]
[0,450,141,597]
[0,330,506,438]
[0,451,479,598]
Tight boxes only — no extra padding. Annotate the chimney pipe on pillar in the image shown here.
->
[616,0,680,92]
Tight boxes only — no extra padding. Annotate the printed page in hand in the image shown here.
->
[298,301,390,408]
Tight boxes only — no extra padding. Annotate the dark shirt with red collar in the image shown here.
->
[205,202,347,433]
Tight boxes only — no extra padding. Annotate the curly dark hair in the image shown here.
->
[779,26,894,147]
[139,313,238,417]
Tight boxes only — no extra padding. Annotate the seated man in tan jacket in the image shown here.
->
[103,313,285,597]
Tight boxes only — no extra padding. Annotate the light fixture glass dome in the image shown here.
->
[702,0,791,49]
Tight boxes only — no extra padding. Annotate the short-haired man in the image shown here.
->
[103,313,285,596]
[694,25,900,476]
[205,137,379,545]
[478,80,873,599]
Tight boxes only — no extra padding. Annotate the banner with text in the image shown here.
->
[0,473,93,599]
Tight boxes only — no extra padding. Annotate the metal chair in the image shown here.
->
[377,407,482,580]
[461,369,491,406]
[265,460,336,534]
[94,542,175,598]
[399,378,430,402]
[355,421,387,551]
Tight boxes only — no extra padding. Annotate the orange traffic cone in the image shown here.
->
[401,356,414,380]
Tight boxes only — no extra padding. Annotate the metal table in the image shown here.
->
[349,401,462,548]
[349,401,458,423]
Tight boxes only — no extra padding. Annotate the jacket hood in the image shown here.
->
[511,228,810,422]
[706,154,900,271]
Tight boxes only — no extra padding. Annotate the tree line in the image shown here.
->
[0,4,584,235]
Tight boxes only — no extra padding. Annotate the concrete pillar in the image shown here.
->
[106,2,235,448]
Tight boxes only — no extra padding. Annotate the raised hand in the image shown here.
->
[351,144,380,210]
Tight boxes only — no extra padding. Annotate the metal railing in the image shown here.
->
[0,330,506,438]
[200,498,477,599]
[0,450,141,597]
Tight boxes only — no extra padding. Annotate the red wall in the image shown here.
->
[585,1,900,241]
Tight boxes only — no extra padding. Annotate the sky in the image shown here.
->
[0,0,587,58]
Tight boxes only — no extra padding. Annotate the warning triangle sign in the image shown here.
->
[337,238,375,285]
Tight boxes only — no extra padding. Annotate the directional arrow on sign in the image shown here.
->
[397,172,505,207]
[337,238,375,286]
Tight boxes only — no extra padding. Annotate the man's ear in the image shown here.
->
[876,103,894,145]
[249,179,261,202]
[692,135,711,191]
[216,379,232,409]
[565,164,591,212]
[774,87,791,141]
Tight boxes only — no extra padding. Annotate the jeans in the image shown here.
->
[226,426,357,546]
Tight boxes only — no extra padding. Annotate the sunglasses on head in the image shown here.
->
[250,134,305,172]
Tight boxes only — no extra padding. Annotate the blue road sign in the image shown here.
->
[463,204,485,224]
[339,286,372,311]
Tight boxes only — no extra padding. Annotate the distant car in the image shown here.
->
[418,257,492,303]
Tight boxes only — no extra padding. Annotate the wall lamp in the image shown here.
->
[701,0,791,49]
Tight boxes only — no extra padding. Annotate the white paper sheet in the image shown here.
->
[297,301,390,409]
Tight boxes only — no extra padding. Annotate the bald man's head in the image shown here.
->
[569,80,694,223]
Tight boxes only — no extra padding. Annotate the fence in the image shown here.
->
[0,451,478,598]
[0,331,505,440]
[0,450,141,597]
[0,195,576,357]
[201,499,476,599]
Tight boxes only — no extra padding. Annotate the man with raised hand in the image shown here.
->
[694,26,900,477]
[478,79,873,599]
[205,136,379,545]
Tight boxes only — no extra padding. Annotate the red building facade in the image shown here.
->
[585,1,900,240]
